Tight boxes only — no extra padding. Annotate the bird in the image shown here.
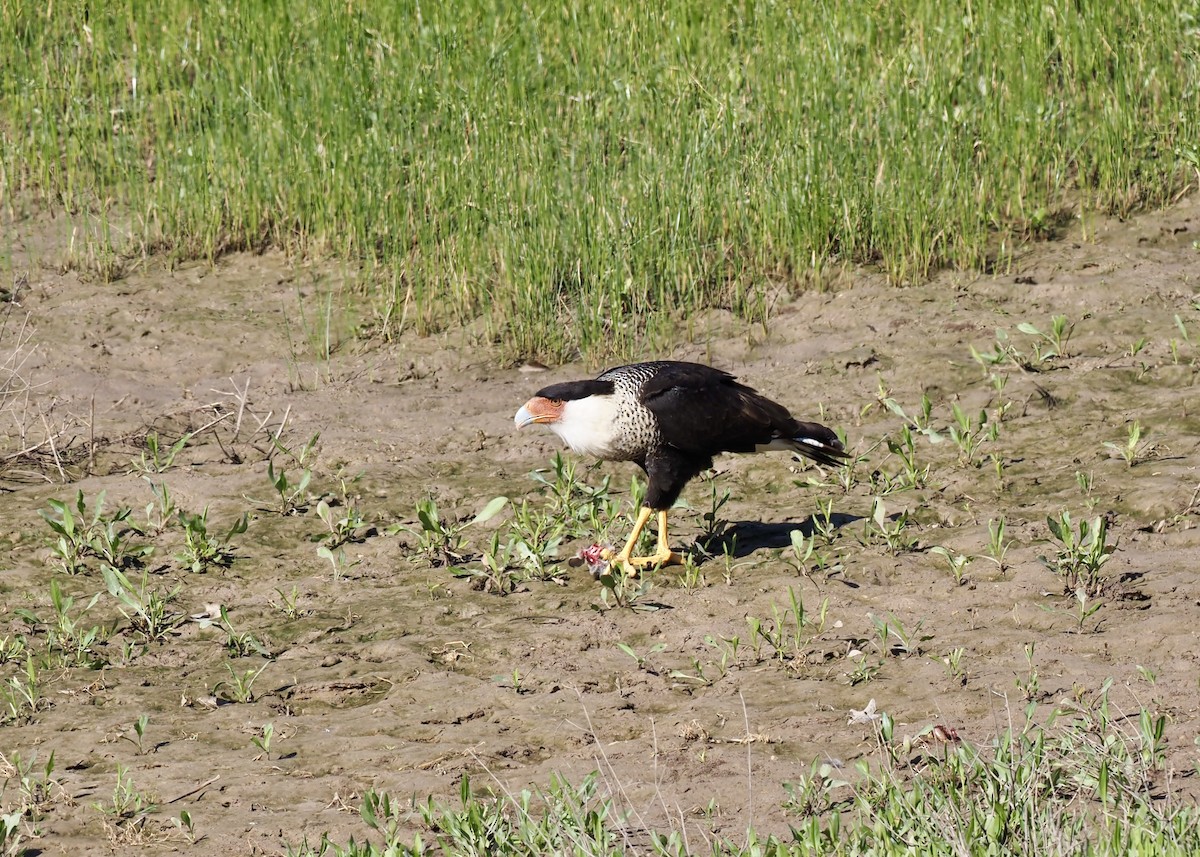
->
[514,360,847,576]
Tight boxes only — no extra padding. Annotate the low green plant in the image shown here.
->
[698,471,732,541]
[352,790,410,854]
[1017,642,1041,701]
[316,544,358,580]
[0,635,27,666]
[668,655,720,688]
[810,498,838,543]
[216,606,270,658]
[972,318,1071,374]
[215,662,269,704]
[271,585,307,620]
[15,580,105,667]
[40,490,103,574]
[1,657,43,725]
[102,565,184,644]
[40,490,150,573]
[252,722,275,760]
[292,688,1200,857]
[1071,587,1105,634]
[93,763,157,823]
[748,586,828,664]
[122,715,150,755]
[401,496,507,566]
[847,653,882,685]
[615,640,666,672]
[864,497,916,554]
[929,546,973,585]
[984,516,1012,570]
[170,809,198,845]
[940,647,967,683]
[1102,421,1151,467]
[315,499,366,548]
[1,812,23,857]
[4,749,60,826]
[454,531,520,595]
[529,452,619,538]
[176,507,248,573]
[674,554,706,590]
[1039,512,1116,596]
[946,403,995,467]
[868,612,925,658]
[130,430,194,475]
[1127,335,1150,359]
[141,478,176,535]
[1170,313,1192,364]
[418,774,622,856]
[1076,469,1099,510]
[884,424,930,489]
[786,528,816,574]
[595,566,658,612]
[504,500,565,580]
[262,433,320,515]
[879,390,938,435]
[1018,314,1074,359]
[266,458,313,515]
[92,507,154,569]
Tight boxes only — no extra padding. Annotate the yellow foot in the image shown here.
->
[599,548,682,577]
[627,550,683,569]
[598,508,681,579]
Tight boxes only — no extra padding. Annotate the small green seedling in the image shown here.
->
[93,764,156,822]
[122,714,150,755]
[261,433,320,514]
[217,606,270,658]
[1017,314,1074,360]
[1102,421,1150,467]
[40,490,103,574]
[141,479,176,535]
[868,612,925,657]
[102,565,184,644]
[401,495,507,565]
[929,546,973,585]
[176,508,248,573]
[315,499,366,548]
[616,641,666,671]
[271,585,306,619]
[252,722,275,760]
[984,516,1012,570]
[215,662,269,704]
[1039,511,1115,596]
[940,647,967,683]
[864,497,916,554]
[130,430,194,474]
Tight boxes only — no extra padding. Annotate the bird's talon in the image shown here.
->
[627,551,683,569]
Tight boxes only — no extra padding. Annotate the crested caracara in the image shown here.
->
[515,360,846,576]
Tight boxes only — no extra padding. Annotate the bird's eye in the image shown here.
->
[550,399,564,406]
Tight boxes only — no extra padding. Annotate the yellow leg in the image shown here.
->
[602,507,682,576]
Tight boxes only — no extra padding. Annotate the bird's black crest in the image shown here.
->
[534,379,615,401]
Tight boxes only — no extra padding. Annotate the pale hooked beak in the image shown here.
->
[515,396,562,429]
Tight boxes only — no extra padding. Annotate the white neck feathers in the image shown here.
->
[549,395,622,459]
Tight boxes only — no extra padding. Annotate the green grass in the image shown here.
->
[3,1,1197,360]
[291,694,1198,856]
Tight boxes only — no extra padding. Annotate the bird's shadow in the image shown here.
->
[690,513,861,562]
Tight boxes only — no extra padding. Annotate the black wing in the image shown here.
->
[639,362,801,456]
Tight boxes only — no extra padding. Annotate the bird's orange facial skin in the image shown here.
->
[515,396,564,428]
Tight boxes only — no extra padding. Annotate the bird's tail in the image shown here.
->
[781,421,848,468]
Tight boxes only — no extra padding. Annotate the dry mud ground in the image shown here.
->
[2,195,1200,855]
